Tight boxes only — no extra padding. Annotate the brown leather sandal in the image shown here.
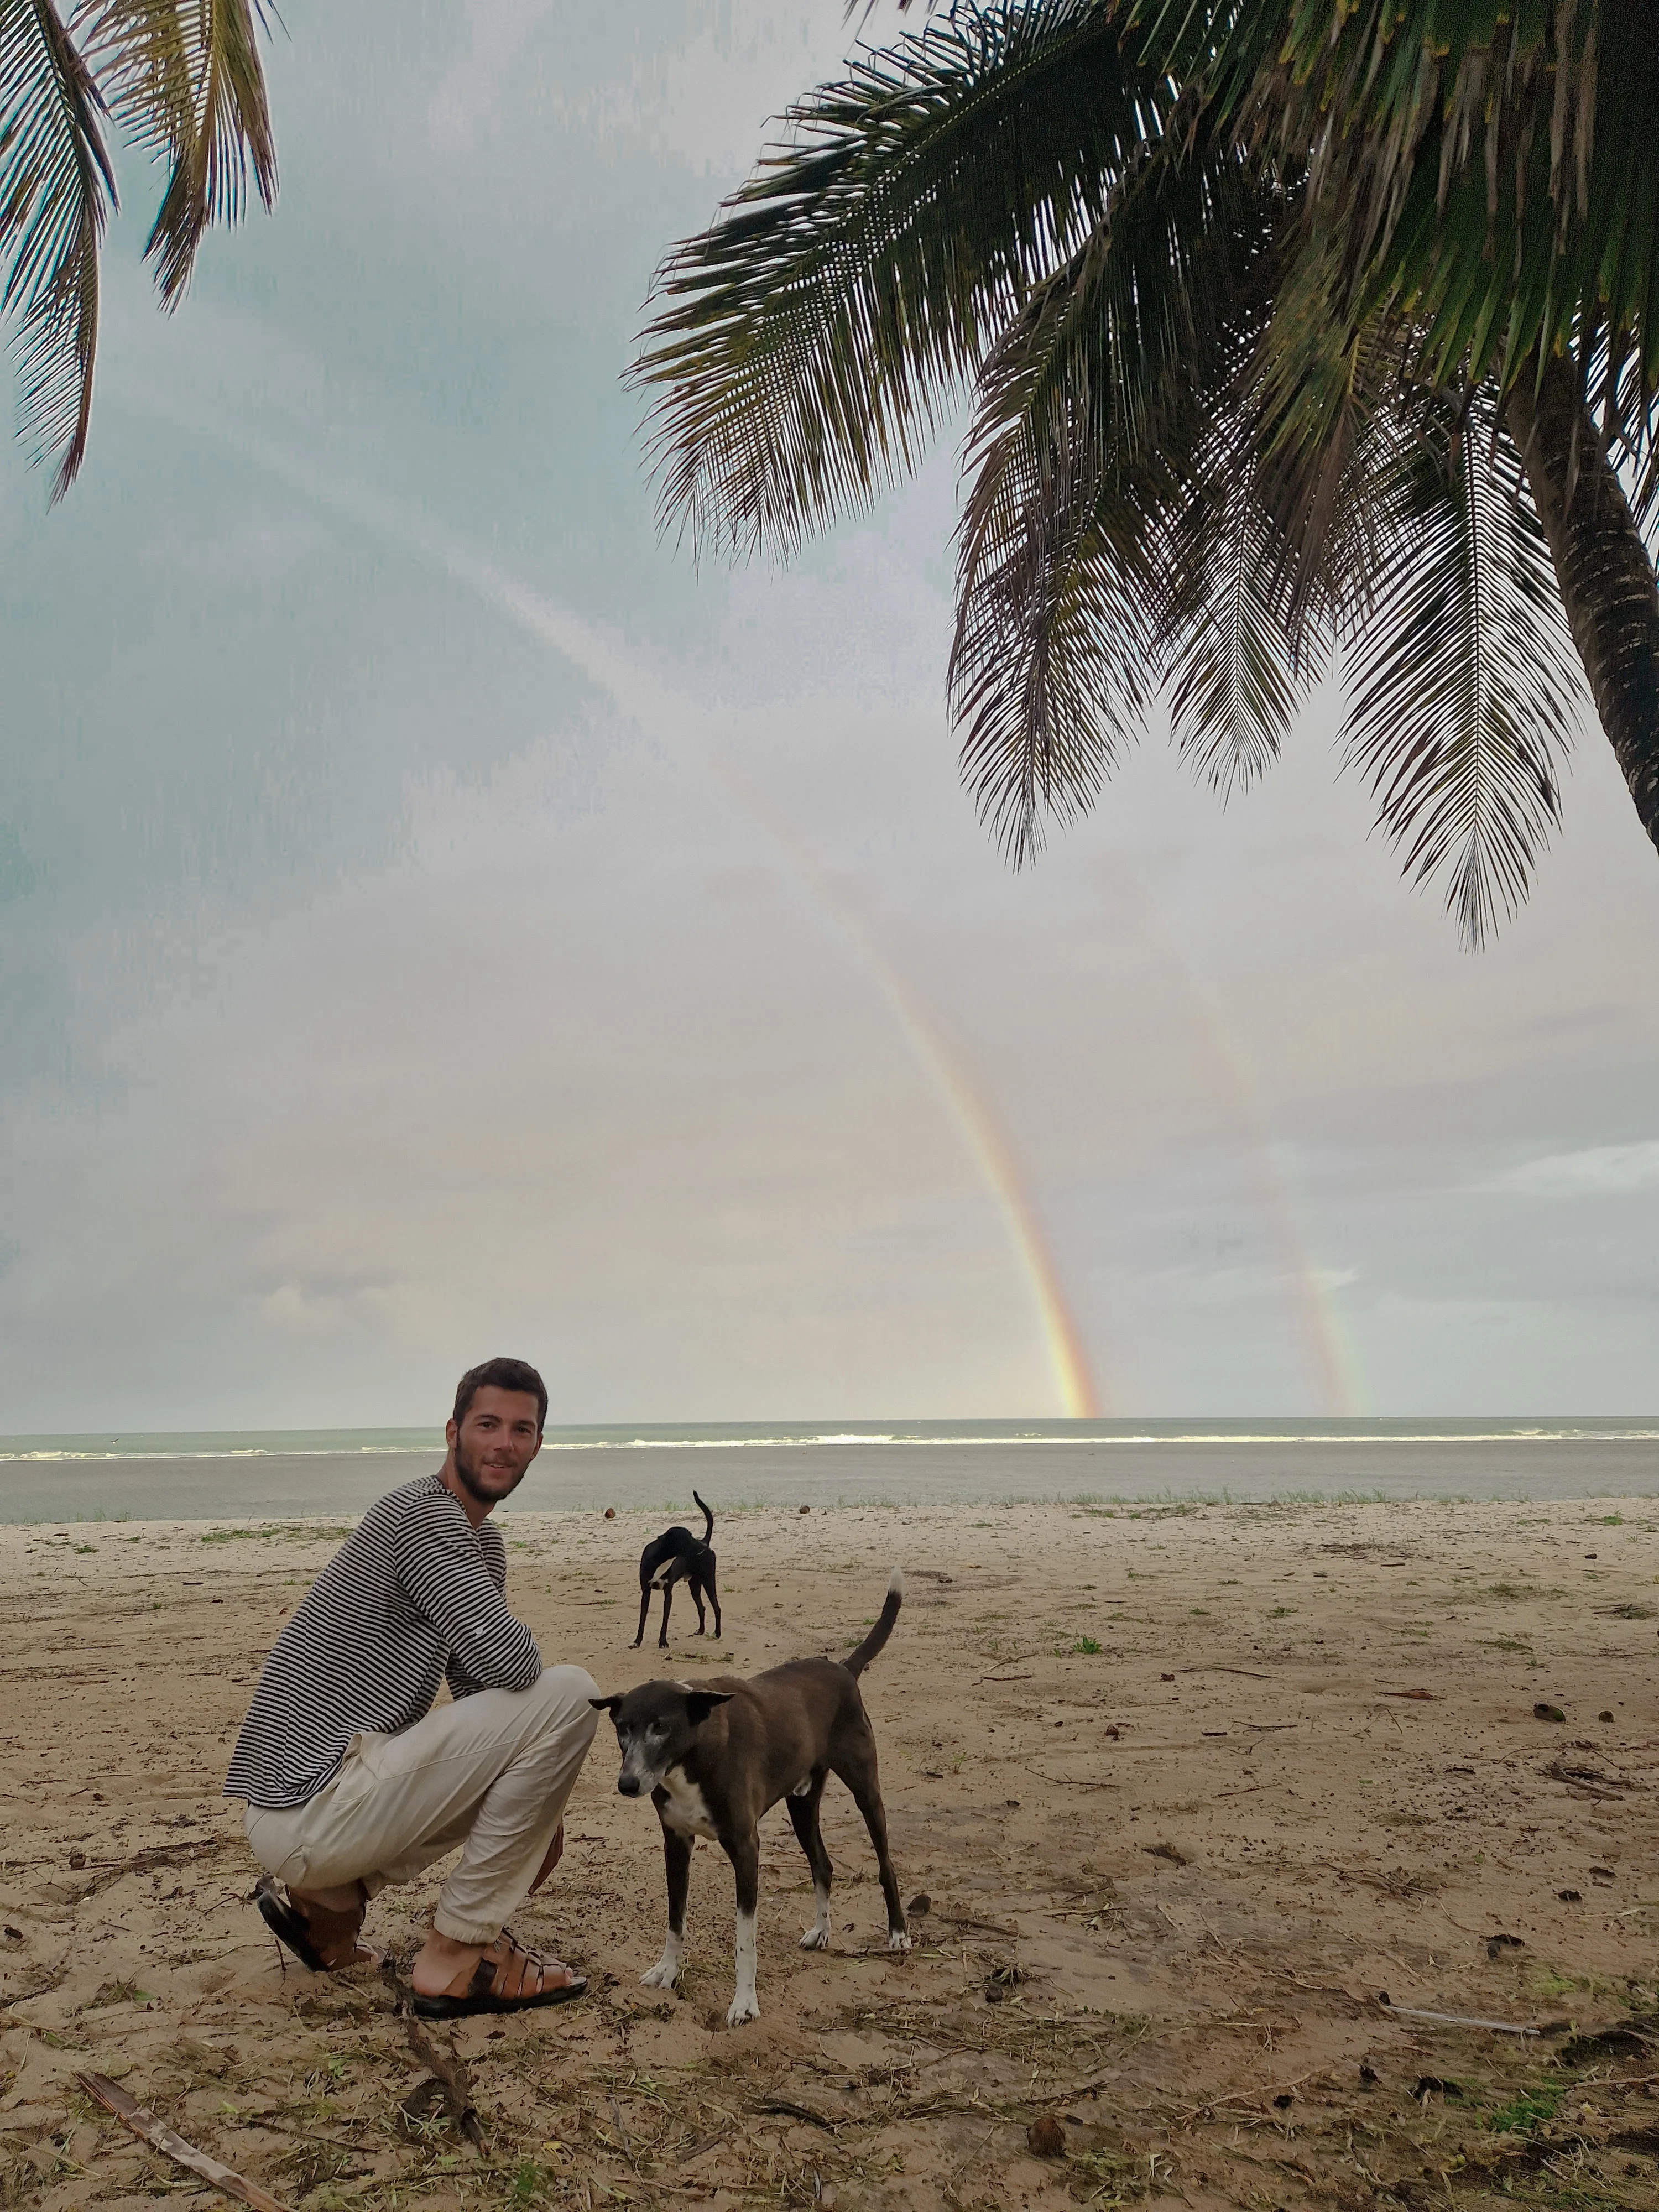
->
[411,1931,586,2018]
[255,1876,377,1972]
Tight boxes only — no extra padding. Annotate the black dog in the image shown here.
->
[632,1491,721,1650]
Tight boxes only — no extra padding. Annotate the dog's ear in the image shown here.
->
[683,1691,733,1728]
[589,1694,623,1716]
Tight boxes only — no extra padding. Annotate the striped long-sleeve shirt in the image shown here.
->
[224,1474,542,1809]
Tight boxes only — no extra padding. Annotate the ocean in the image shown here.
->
[1,1418,1656,1523]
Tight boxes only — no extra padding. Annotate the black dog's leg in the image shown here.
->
[723,1828,761,2023]
[689,1571,707,1636]
[786,1772,833,1949]
[702,1552,721,1640]
[632,1577,652,1649]
[641,1819,692,1989]
[657,1578,675,1649]
[832,1722,910,1952]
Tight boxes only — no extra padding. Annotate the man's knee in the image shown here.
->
[529,1663,602,1740]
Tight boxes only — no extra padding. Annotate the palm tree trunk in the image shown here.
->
[1505,353,1659,854]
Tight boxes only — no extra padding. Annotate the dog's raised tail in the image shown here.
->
[692,1490,714,1544]
[844,1569,904,1678]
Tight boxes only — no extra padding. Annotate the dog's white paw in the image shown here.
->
[725,1994,760,2027]
[799,1926,831,1951]
[640,1960,680,1990]
[888,1928,913,1953]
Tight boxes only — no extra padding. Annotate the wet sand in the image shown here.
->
[4,1496,1659,2211]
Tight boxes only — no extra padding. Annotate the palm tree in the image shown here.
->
[633,0,1659,943]
[1,1,276,501]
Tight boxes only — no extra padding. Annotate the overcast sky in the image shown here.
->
[2,0,1657,1433]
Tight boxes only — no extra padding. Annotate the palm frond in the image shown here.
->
[950,126,1283,856]
[75,0,276,306]
[1162,439,1312,797]
[0,0,117,498]
[633,0,1176,560]
[951,348,1168,863]
[1342,390,1583,946]
[1172,0,1659,457]
[1244,229,1434,639]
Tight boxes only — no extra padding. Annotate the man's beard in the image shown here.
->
[452,1436,524,1505]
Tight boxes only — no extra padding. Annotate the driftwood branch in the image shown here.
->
[399,2011,487,2148]
[66,1839,230,1902]
[77,2072,295,2212]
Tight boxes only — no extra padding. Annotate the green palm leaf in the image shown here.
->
[1176,0,1659,442]
[76,0,276,306]
[952,126,1286,853]
[633,0,1171,559]
[1342,393,1583,946]
[0,0,117,499]
[638,0,1655,925]
[1162,439,1311,797]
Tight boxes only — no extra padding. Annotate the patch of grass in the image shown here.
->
[510,2159,556,2205]
[88,1979,147,2007]
[1485,2081,1567,2133]
[1526,1962,1613,2000]
[1267,1606,1297,1618]
[1479,1634,1535,1652]
[1066,1636,1103,1656]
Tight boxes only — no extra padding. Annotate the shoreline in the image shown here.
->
[4,1433,1658,1526]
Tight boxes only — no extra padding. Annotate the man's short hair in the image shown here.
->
[453,1357,548,1434]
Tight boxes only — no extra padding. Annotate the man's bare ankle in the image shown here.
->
[411,1931,486,1995]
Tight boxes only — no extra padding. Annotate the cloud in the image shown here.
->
[1494,1142,1659,1196]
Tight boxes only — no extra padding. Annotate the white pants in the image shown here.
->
[243,1665,599,1946]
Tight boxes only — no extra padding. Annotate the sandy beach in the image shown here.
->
[4,1496,1659,2211]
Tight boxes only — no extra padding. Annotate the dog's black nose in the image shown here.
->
[618,1775,641,1797]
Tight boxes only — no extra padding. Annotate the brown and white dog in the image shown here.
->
[592,1571,909,2025]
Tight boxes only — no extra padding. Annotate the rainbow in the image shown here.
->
[1099,861,1362,1416]
[153,421,1105,1418]
[718,766,1104,1418]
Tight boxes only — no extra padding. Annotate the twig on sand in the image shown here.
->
[1018,1765,1118,1792]
[1271,1969,1368,2004]
[942,2120,1000,2203]
[607,2092,634,2159]
[676,2117,737,2166]
[931,1908,1020,1937]
[1169,2068,1328,2121]
[398,2009,487,2147]
[77,2072,294,2212]
[977,1673,1034,1683]
[1172,1666,1274,1680]
[1376,1999,1540,2036]
[755,2097,838,2132]
[70,1838,229,1900]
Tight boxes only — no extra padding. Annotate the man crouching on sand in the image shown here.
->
[225,1358,598,2018]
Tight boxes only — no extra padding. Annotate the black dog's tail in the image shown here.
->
[693,1490,714,1545]
[844,1570,904,1678]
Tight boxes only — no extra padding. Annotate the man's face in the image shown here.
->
[446,1386,543,1508]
